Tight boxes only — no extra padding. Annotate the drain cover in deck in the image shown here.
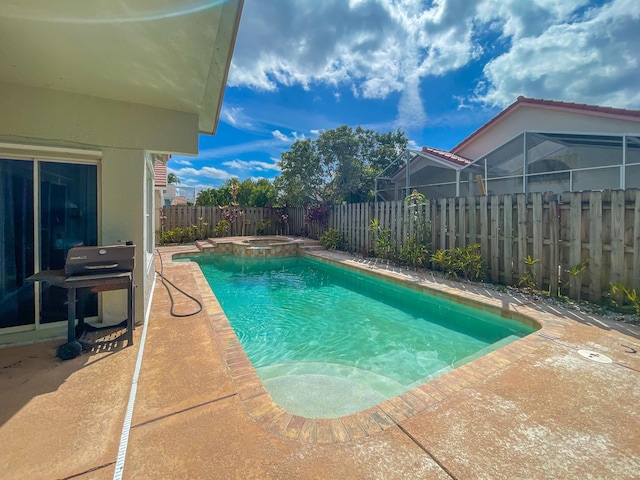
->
[577,349,612,364]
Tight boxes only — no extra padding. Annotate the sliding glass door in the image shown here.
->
[0,160,35,329]
[39,162,98,323]
[0,157,98,332]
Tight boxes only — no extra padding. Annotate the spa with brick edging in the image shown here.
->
[169,241,564,445]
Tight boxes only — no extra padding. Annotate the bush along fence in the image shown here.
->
[325,189,639,303]
[159,188,640,305]
[158,205,320,243]
[431,189,640,303]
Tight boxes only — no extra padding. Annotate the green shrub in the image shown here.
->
[214,219,231,237]
[319,228,346,250]
[431,244,485,282]
[519,255,540,291]
[368,218,394,259]
[157,227,185,244]
[609,283,640,316]
[398,238,429,268]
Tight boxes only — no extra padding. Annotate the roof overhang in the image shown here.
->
[389,149,469,182]
[0,0,243,135]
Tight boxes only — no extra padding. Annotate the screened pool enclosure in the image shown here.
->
[378,133,640,200]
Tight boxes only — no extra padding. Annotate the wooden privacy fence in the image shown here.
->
[161,189,639,302]
[430,189,640,302]
[328,200,430,254]
[161,205,310,237]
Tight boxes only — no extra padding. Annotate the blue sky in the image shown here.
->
[169,0,639,191]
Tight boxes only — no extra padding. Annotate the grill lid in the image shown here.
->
[64,244,135,276]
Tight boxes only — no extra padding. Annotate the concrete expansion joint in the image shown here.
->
[57,461,117,480]
[132,393,238,429]
[393,418,459,480]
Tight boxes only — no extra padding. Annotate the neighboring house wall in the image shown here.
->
[387,100,640,200]
[453,104,640,160]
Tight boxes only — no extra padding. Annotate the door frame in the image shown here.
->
[0,143,101,336]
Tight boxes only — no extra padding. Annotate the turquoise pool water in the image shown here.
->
[187,254,535,417]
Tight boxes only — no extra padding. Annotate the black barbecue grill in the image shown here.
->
[28,244,136,358]
[64,244,136,276]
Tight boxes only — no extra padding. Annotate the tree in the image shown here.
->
[195,178,277,207]
[275,125,407,205]
[250,178,277,207]
[275,138,325,205]
[167,172,180,185]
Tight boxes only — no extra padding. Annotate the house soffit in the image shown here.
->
[0,1,243,133]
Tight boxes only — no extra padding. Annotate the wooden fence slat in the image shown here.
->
[610,190,625,285]
[546,193,559,296]
[634,190,640,289]
[448,198,456,248]
[468,197,477,245]
[516,194,527,279]
[458,197,466,247]
[532,193,543,288]
[479,196,489,265]
[439,198,447,250]
[589,191,603,301]
[490,195,499,282]
[503,195,513,285]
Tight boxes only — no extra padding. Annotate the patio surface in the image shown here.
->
[1,244,639,479]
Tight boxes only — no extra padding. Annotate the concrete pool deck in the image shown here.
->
[1,244,639,479]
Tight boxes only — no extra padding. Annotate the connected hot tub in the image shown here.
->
[209,236,303,257]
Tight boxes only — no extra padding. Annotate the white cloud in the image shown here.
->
[229,0,481,129]
[171,158,192,166]
[220,105,254,130]
[222,159,281,172]
[272,129,289,142]
[229,0,640,129]
[169,166,234,181]
[476,0,640,108]
[272,129,306,143]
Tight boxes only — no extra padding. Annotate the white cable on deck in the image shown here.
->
[113,274,156,480]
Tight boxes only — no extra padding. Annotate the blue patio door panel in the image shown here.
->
[0,160,35,328]
[0,158,98,330]
[39,162,98,323]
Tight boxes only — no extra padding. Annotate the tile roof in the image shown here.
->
[420,146,473,167]
[451,96,640,154]
[154,160,167,187]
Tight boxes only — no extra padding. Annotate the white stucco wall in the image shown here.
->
[100,148,149,325]
[0,82,196,333]
[0,82,199,155]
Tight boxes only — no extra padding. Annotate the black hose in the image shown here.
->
[155,249,203,317]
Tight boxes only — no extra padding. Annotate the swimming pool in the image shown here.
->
[186,254,536,417]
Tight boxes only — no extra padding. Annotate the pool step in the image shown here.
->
[195,240,216,252]
[298,240,326,252]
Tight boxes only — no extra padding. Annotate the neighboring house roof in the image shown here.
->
[451,96,640,154]
[389,147,473,181]
[154,161,167,188]
[420,146,473,168]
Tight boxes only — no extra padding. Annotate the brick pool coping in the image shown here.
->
[164,242,567,445]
